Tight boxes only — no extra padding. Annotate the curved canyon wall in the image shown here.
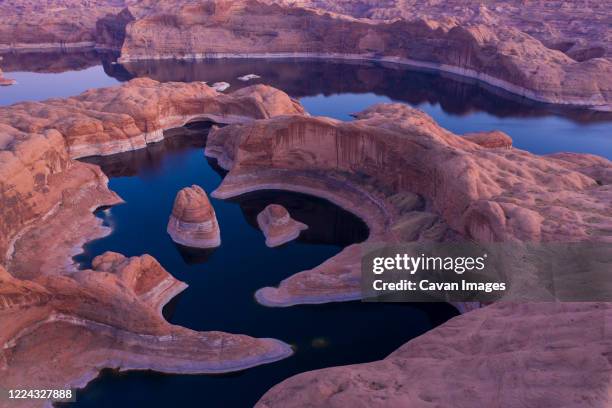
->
[206,103,612,305]
[204,103,612,406]
[115,0,611,110]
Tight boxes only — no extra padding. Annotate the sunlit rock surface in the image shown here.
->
[115,0,611,110]
[257,204,308,247]
[205,103,612,306]
[168,185,221,248]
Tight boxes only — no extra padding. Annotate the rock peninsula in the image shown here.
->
[168,185,221,248]
[257,204,308,247]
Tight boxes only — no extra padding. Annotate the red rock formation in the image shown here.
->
[0,66,16,86]
[0,82,307,397]
[116,0,611,110]
[168,185,221,248]
[256,302,612,407]
[0,0,132,52]
[0,254,292,402]
[278,0,612,59]
[0,77,305,159]
[205,103,612,306]
[257,204,308,247]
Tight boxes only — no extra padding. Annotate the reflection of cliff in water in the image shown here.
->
[80,122,213,178]
[118,58,612,123]
[233,190,369,247]
[0,50,118,74]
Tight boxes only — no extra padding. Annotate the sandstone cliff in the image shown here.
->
[116,0,611,110]
[205,103,612,306]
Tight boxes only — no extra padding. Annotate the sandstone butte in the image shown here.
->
[203,102,612,406]
[168,185,221,248]
[110,0,611,111]
[0,80,305,405]
[257,204,308,247]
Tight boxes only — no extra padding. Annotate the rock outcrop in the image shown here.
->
[205,103,612,306]
[463,130,513,149]
[257,302,612,408]
[0,77,305,159]
[115,0,611,110]
[0,253,292,405]
[257,204,308,247]
[168,185,221,248]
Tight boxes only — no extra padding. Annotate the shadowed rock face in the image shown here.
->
[168,185,221,248]
[205,103,612,306]
[257,204,308,247]
[115,0,611,110]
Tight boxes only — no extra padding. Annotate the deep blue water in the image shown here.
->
[2,51,610,407]
[73,127,457,407]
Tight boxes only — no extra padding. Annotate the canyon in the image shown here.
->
[0,1,610,110]
[206,103,612,306]
[0,80,303,406]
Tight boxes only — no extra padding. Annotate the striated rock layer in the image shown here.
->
[116,0,611,110]
[168,185,221,248]
[257,302,612,408]
[257,204,308,247]
[205,103,612,306]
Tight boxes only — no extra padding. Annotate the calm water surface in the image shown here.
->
[2,51,610,407]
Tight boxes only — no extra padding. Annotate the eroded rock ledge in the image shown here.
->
[115,0,611,110]
[205,103,612,306]
[0,66,16,86]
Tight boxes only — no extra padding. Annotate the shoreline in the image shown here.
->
[117,52,611,112]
